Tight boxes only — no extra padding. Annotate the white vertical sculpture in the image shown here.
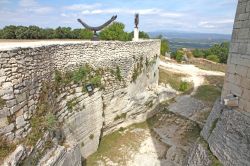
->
[133,27,139,41]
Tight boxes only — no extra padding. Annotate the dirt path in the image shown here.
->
[159,61,224,94]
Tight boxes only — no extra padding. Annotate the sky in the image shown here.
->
[0,0,238,34]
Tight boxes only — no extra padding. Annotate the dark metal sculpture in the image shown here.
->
[135,13,139,28]
[77,15,117,41]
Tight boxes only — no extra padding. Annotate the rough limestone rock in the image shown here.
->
[39,144,82,166]
[201,100,250,166]
[3,145,26,166]
[63,90,104,158]
[185,138,212,166]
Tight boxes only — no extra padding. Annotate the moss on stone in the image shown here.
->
[89,134,94,140]
[114,113,127,121]
[0,97,6,109]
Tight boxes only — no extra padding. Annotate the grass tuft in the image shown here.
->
[0,137,16,161]
[193,85,221,104]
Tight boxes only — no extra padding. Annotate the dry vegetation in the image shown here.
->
[159,68,193,92]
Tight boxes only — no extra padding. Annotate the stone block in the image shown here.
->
[226,64,236,74]
[238,28,250,39]
[6,99,17,108]
[229,83,243,96]
[241,77,250,89]
[226,73,241,86]
[235,65,248,76]
[16,115,26,129]
[16,92,27,103]
[0,117,9,128]
[0,123,14,134]
[247,68,250,78]
[242,89,250,101]
[0,107,10,118]
[247,1,250,12]
[238,13,249,21]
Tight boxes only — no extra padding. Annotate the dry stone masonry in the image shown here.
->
[0,40,163,165]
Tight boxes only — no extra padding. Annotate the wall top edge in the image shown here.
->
[0,39,161,51]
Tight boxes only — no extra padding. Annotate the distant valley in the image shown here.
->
[149,31,231,51]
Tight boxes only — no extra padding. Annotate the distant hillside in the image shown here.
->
[148,31,231,40]
[148,31,231,51]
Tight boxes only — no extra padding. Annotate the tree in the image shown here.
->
[99,22,131,41]
[207,55,220,63]
[176,50,184,62]
[79,29,93,39]
[161,39,170,55]
[192,49,205,58]
[1,25,17,39]
[139,31,150,39]
[15,26,29,39]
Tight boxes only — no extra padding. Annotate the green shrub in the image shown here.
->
[207,55,220,63]
[54,70,63,84]
[179,81,188,92]
[176,51,184,62]
[115,66,122,81]
[90,75,102,87]
[66,98,78,111]
[45,113,57,130]
[72,66,87,83]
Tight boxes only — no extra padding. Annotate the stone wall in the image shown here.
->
[0,40,162,165]
[222,0,250,113]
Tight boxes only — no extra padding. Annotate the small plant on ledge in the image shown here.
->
[114,113,127,121]
[89,134,94,140]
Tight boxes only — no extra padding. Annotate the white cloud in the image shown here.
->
[26,6,54,14]
[199,19,234,28]
[64,3,102,11]
[19,0,53,14]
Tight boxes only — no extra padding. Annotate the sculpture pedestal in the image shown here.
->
[133,28,139,41]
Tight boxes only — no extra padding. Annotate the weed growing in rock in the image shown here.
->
[45,113,57,130]
[89,134,94,140]
[199,138,223,166]
[146,100,154,108]
[66,98,78,111]
[0,136,16,161]
[0,97,6,109]
[114,113,127,121]
[81,142,85,147]
[115,66,122,81]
